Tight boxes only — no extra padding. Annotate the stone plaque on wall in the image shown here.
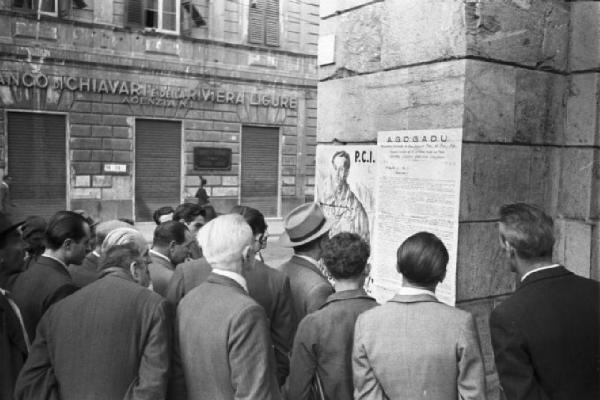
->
[193,147,232,171]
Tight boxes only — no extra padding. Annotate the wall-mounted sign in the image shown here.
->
[193,147,232,171]
[0,71,298,109]
[103,163,128,174]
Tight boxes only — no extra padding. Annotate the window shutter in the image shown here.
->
[248,0,265,45]
[59,0,72,18]
[265,0,279,46]
[127,0,145,28]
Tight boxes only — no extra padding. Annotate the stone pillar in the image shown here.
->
[318,1,594,398]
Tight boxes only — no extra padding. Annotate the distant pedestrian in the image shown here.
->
[11,211,91,341]
[148,221,193,297]
[15,227,172,400]
[288,232,376,400]
[0,175,16,216]
[195,176,210,206]
[490,203,599,400]
[277,202,333,330]
[170,214,281,400]
[353,232,486,400]
[0,213,26,290]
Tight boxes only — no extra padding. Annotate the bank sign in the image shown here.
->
[0,71,298,109]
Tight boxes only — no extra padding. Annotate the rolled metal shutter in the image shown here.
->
[135,119,181,222]
[7,112,66,219]
[241,126,279,217]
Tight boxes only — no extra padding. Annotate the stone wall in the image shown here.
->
[318,1,598,398]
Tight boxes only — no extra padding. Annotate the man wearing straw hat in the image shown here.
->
[278,202,334,330]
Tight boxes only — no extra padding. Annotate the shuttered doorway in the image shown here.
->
[7,112,66,220]
[135,119,181,222]
[241,126,279,217]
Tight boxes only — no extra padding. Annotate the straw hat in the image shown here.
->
[278,203,331,247]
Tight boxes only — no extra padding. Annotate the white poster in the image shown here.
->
[316,145,376,246]
[371,129,462,306]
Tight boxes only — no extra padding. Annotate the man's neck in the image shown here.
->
[294,249,320,262]
[517,258,554,279]
[401,279,436,293]
[334,279,362,292]
[150,246,169,259]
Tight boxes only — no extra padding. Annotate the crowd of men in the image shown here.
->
[0,200,598,400]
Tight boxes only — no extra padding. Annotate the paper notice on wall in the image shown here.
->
[315,145,377,246]
[371,129,463,306]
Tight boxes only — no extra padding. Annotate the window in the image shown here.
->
[127,0,180,34]
[13,0,58,16]
[248,0,280,47]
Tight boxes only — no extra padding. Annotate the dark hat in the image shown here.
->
[0,213,24,238]
[21,216,47,240]
[278,202,331,247]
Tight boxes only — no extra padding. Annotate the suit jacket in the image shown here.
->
[490,266,600,400]
[288,289,377,400]
[15,269,172,400]
[68,252,101,288]
[172,273,281,400]
[166,258,294,385]
[11,256,78,342]
[148,251,175,297]
[353,293,487,400]
[277,255,333,331]
[0,290,28,400]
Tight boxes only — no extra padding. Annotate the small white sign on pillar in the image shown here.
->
[318,34,336,66]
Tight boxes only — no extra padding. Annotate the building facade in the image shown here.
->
[0,0,318,221]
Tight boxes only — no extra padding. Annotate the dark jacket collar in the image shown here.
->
[519,265,572,289]
[290,255,327,280]
[37,255,72,278]
[321,288,375,309]
[388,293,439,304]
[206,272,247,295]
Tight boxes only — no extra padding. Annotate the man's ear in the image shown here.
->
[63,238,73,250]
[241,245,253,262]
[129,261,139,279]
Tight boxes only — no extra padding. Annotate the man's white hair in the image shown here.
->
[197,214,253,266]
[101,227,147,255]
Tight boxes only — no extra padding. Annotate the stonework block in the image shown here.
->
[460,144,554,221]
[93,103,113,114]
[212,186,239,197]
[204,175,222,186]
[102,115,129,126]
[70,125,92,137]
[184,120,213,130]
[112,151,132,163]
[222,176,239,186]
[466,0,569,71]
[282,176,295,185]
[553,218,592,278]
[15,21,57,41]
[71,138,102,150]
[592,223,600,281]
[592,149,600,219]
[112,127,131,138]
[319,2,384,77]
[72,150,91,161]
[72,162,102,175]
[213,122,240,132]
[70,102,92,113]
[91,175,112,188]
[101,176,133,200]
[381,0,466,69]
[103,138,132,151]
[566,74,598,146]
[282,186,296,196]
[318,60,465,142]
[74,175,90,188]
[91,150,113,162]
[71,113,102,125]
[558,148,594,219]
[145,38,180,56]
[71,188,101,199]
[456,298,496,374]
[92,126,112,137]
[569,2,600,71]
[457,222,515,301]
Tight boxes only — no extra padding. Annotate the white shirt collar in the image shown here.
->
[211,269,248,293]
[295,254,319,268]
[149,249,171,264]
[521,264,561,282]
[2,181,8,188]
[397,286,437,297]
[41,254,69,271]
[92,250,100,258]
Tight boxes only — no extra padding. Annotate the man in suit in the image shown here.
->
[68,219,131,287]
[353,232,486,400]
[490,203,600,400]
[148,221,192,296]
[288,232,377,400]
[0,213,29,399]
[170,214,281,400]
[15,227,172,400]
[277,202,333,330]
[11,211,91,341]
[167,205,294,385]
